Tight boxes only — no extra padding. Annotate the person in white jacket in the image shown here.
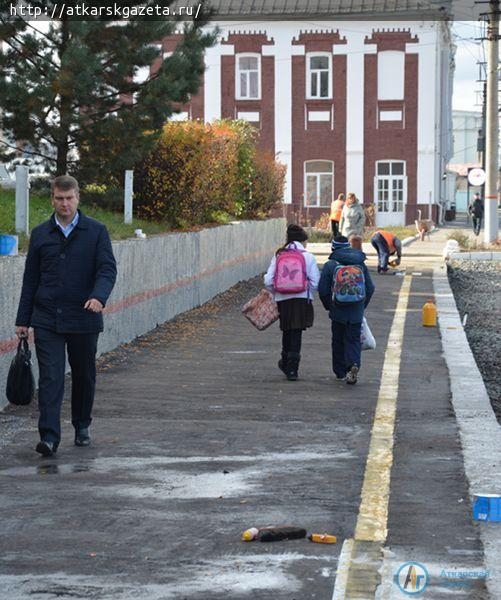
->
[339,192,366,239]
[264,224,320,381]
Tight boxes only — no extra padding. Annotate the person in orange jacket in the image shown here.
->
[329,193,345,238]
[370,230,402,273]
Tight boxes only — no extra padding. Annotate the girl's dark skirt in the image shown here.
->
[277,298,314,331]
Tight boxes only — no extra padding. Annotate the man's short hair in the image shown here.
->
[51,175,79,195]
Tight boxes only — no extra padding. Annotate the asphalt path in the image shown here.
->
[0,247,490,599]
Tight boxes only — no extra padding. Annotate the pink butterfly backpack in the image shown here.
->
[273,243,308,294]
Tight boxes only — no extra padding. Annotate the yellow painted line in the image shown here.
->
[332,275,412,598]
[355,274,412,542]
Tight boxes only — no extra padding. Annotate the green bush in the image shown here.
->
[447,231,474,250]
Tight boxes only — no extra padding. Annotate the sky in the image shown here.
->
[452,21,487,114]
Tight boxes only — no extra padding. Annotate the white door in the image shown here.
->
[375,161,407,227]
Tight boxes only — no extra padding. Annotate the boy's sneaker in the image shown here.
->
[336,374,347,382]
[35,440,57,457]
[346,365,359,385]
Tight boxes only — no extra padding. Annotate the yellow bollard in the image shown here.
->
[422,299,437,327]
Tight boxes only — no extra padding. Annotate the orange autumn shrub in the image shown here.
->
[134,120,285,226]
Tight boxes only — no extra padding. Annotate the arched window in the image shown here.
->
[304,161,334,207]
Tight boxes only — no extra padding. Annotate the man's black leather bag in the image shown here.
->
[6,337,35,406]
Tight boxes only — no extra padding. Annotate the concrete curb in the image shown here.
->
[449,251,501,261]
[433,265,501,598]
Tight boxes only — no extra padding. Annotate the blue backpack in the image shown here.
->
[331,263,366,304]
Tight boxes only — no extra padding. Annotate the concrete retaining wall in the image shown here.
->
[449,251,501,261]
[0,218,285,408]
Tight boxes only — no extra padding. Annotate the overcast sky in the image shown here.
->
[452,21,486,113]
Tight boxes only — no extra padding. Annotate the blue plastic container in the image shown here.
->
[473,494,501,522]
[0,235,18,255]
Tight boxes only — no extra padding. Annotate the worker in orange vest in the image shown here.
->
[370,230,402,273]
[330,193,345,238]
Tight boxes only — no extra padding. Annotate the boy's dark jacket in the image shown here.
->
[16,211,117,333]
[318,248,375,324]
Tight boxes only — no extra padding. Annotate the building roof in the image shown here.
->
[205,0,452,19]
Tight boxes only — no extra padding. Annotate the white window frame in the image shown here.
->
[306,52,332,100]
[236,53,261,100]
[375,160,407,213]
[304,160,334,208]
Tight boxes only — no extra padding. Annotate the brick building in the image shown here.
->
[165,1,455,225]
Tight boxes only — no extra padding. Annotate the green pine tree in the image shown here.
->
[0,2,216,184]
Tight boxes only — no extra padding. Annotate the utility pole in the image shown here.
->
[484,0,500,243]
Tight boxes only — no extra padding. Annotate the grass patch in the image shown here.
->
[0,189,170,252]
[446,231,473,250]
[447,229,501,251]
[363,226,416,242]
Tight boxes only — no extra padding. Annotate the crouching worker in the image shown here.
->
[370,230,402,273]
[264,224,320,381]
[318,235,375,385]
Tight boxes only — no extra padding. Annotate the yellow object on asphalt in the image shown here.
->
[422,300,437,327]
[309,533,337,544]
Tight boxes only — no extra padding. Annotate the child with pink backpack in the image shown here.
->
[264,224,320,381]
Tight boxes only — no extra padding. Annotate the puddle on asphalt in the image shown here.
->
[0,448,356,501]
[0,464,91,477]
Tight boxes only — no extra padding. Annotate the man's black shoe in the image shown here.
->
[75,427,91,447]
[35,440,57,457]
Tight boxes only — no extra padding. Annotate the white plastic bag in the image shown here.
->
[361,317,376,351]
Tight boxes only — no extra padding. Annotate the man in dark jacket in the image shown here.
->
[318,236,375,385]
[469,193,484,236]
[15,175,117,456]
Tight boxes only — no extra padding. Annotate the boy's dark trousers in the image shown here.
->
[472,216,482,235]
[34,327,99,446]
[371,232,390,272]
[331,321,362,378]
[331,220,340,237]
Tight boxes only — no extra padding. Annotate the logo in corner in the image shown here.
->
[394,562,429,595]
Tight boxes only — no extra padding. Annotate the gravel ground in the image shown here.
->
[448,260,501,421]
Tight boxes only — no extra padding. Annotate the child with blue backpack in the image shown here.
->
[264,224,320,381]
[318,235,375,385]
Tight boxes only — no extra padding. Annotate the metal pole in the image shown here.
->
[484,0,500,243]
[124,170,133,225]
[467,169,471,225]
[15,165,29,235]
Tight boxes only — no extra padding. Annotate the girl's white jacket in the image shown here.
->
[264,242,321,302]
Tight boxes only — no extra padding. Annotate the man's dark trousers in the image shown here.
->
[472,216,482,236]
[371,232,390,271]
[34,327,98,446]
[331,321,362,378]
